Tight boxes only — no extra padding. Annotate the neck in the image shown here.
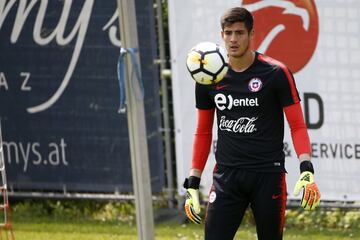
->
[229,50,255,72]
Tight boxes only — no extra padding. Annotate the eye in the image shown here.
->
[235,30,245,35]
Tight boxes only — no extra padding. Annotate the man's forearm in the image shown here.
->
[298,153,311,162]
[189,168,202,178]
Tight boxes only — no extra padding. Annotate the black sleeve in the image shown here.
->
[195,83,215,109]
[274,67,301,107]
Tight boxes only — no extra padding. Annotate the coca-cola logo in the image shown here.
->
[219,116,257,133]
[242,0,319,73]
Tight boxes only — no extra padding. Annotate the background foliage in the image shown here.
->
[10,199,360,230]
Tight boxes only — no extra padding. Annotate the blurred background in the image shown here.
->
[0,0,359,239]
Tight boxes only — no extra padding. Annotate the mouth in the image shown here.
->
[229,45,239,51]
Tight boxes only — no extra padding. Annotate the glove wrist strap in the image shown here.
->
[183,176,200,189]
[300,161,314,174]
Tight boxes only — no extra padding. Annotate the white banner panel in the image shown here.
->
[168,0,360,201]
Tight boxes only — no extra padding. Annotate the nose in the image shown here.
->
[230,33,237,43]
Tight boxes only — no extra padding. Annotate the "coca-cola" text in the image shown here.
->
[219,116,258,133]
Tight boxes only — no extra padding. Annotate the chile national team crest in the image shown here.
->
[248,78,263,92]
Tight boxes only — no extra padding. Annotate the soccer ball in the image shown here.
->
[186,42,228,85]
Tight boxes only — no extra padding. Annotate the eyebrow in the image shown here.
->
[223,29,246,33]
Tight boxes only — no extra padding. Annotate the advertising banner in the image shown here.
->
[169,0,360,201]
[0,0,164,193]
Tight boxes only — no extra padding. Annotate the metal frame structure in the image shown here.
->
[116,0,155,239]
[7,191,158,201]
[155,0,175,209]
[0,122,15,240]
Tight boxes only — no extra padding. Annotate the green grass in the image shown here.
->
[7,218,359,240]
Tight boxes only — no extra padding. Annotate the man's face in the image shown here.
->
[221,22,253,58]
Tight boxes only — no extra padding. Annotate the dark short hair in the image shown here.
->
[220,7,253,32]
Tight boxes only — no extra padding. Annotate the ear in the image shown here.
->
[249,29,254,38]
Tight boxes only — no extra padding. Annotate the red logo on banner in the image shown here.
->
[242,0,319,73]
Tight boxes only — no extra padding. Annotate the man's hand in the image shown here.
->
[183,176,201,224]
[293,171,321,210]
[185,188,201,224]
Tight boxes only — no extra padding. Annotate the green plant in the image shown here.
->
[10,199,360,230]
[92,201,135,224]
[285,208,360,230]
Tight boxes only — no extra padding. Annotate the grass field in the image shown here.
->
[8,218,359,240]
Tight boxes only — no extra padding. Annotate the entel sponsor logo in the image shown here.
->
[214,93,259,111]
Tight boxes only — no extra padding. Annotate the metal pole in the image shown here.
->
[155,0,175,209]
[116,1,154,239]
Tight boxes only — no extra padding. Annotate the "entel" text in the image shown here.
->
[214,93,259,110]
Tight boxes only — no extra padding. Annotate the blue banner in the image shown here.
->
[0,0,164,193]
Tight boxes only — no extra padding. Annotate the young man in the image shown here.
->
[183,7,320,240]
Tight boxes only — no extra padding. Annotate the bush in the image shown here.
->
[92,201,135,224]
[11,199,136,223]
[10,199,360,230]
[285,208,360,230]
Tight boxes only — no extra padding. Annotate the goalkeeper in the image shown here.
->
[183,7,320,240]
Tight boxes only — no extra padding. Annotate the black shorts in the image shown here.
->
[205,165,287,240]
